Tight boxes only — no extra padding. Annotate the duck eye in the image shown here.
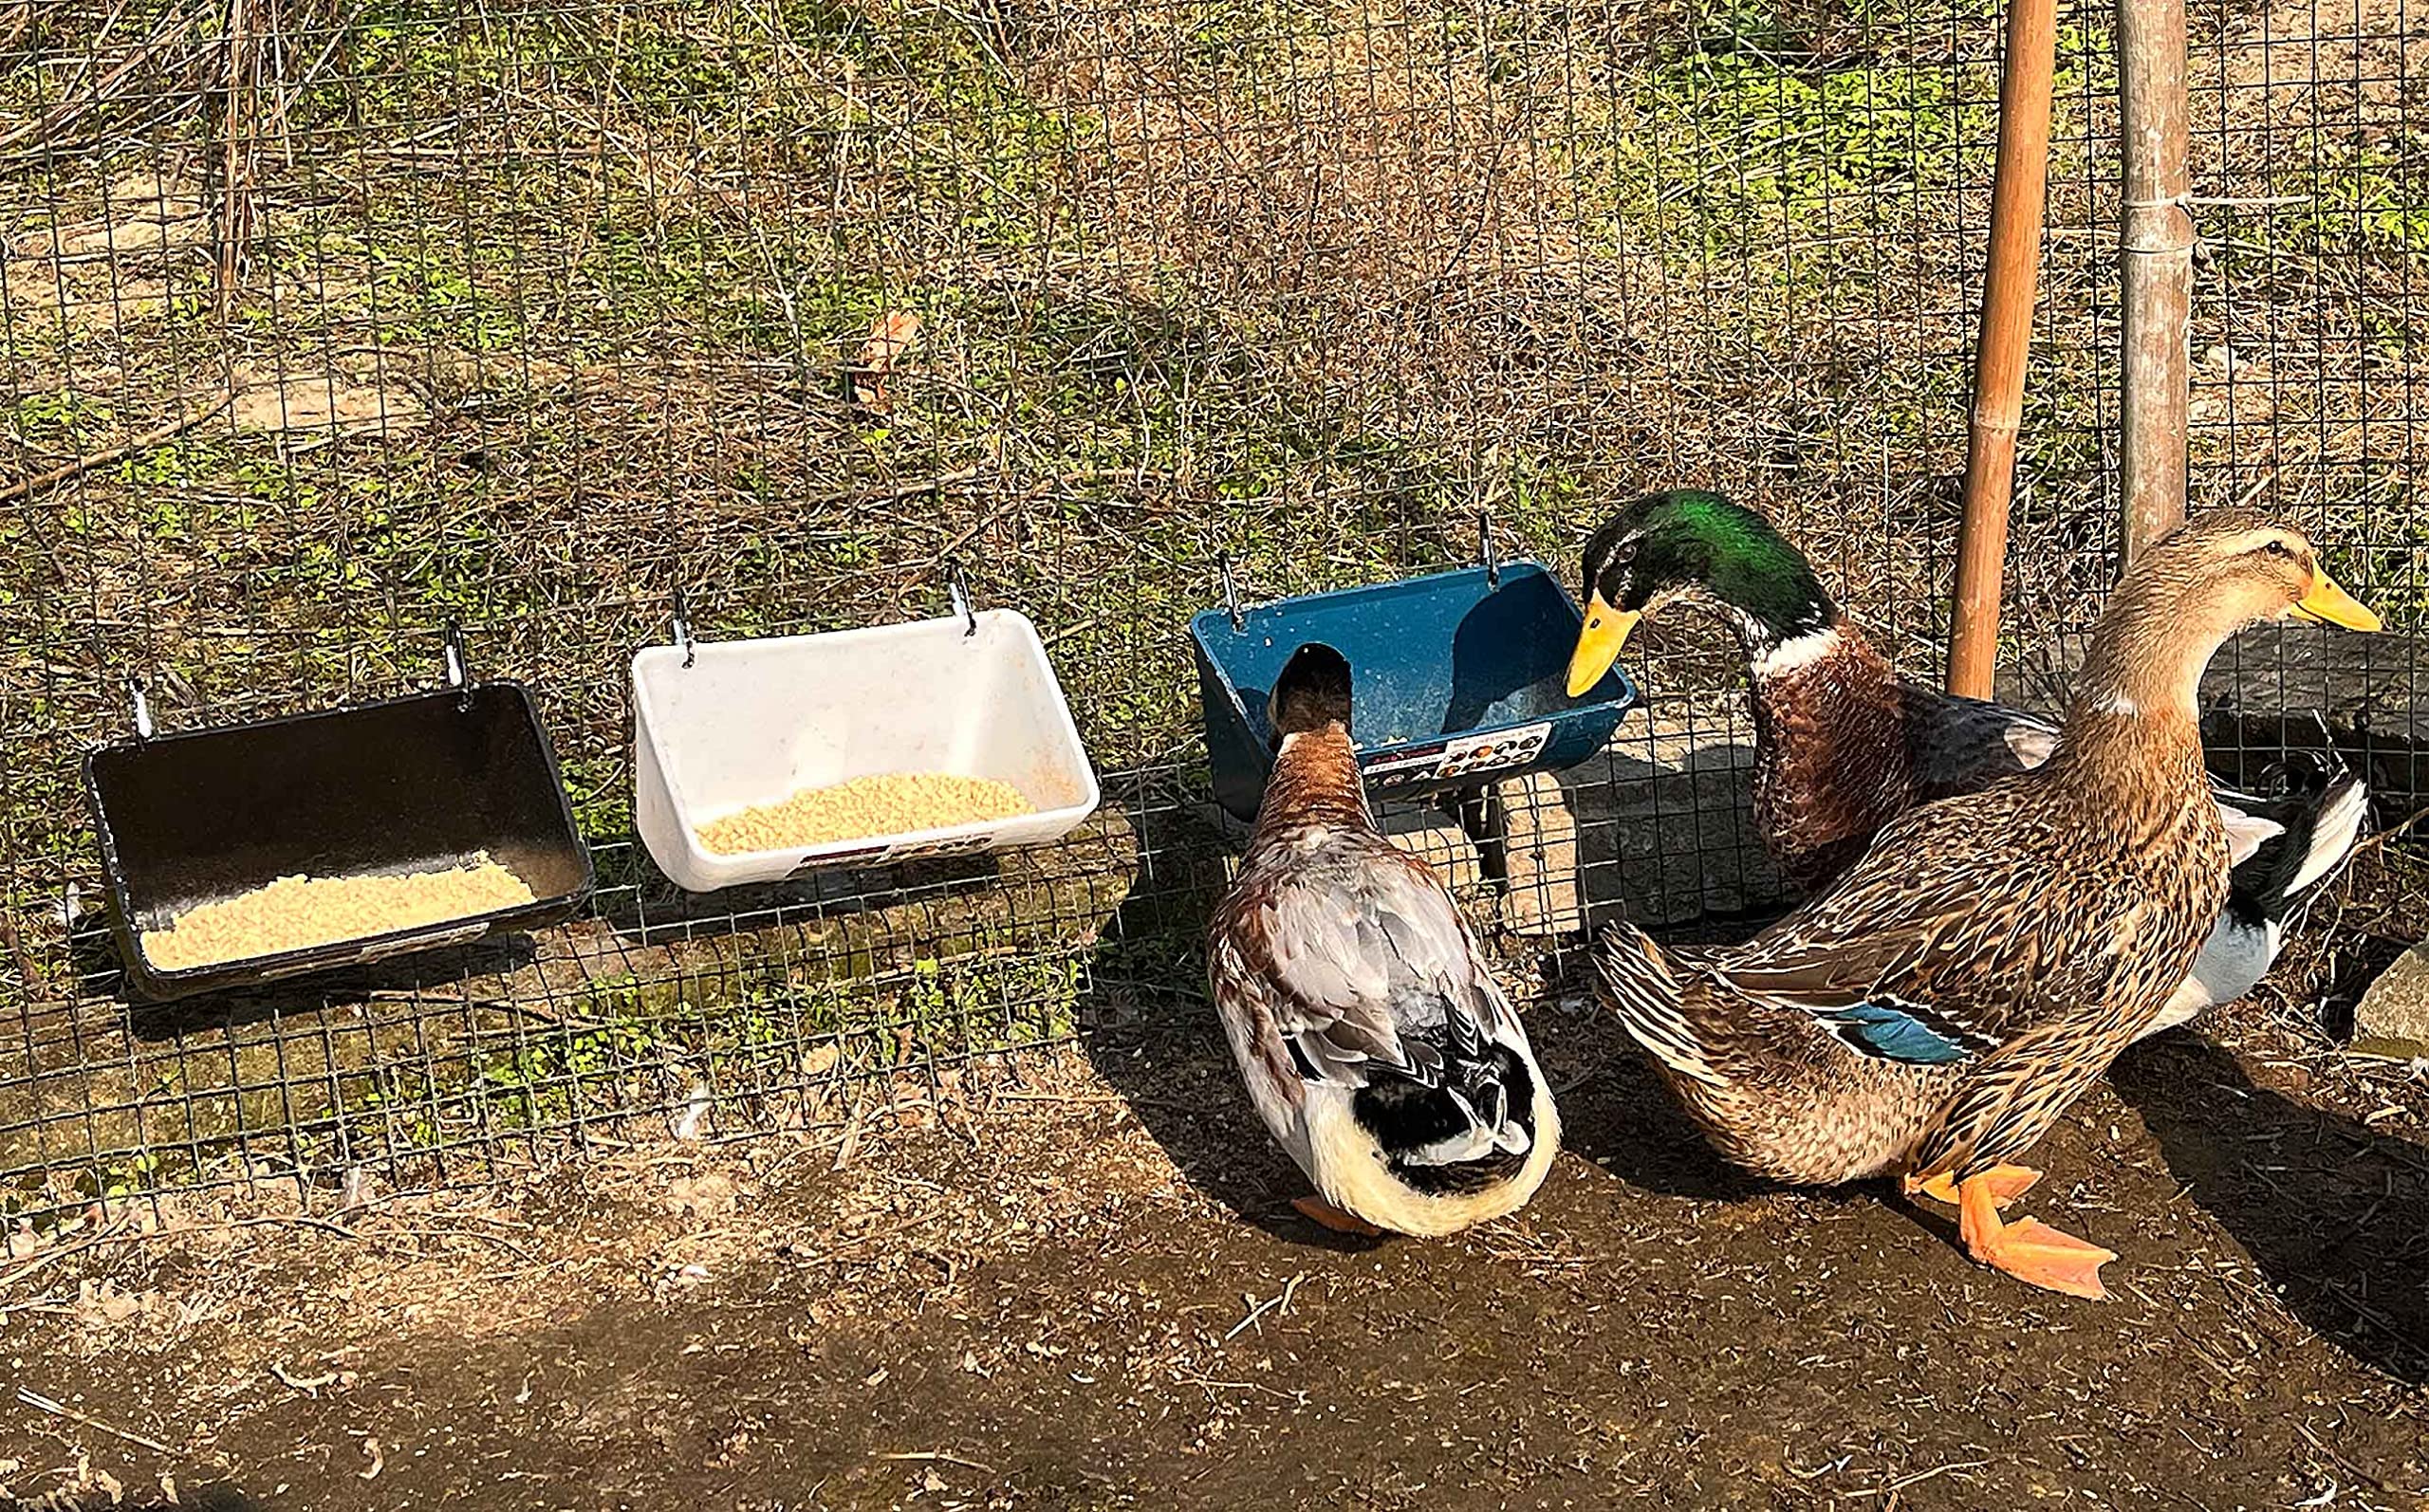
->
[2262,540,2294,560]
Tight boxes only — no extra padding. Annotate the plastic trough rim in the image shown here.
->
[628,608,1103,883]
[1191,556,1634,750]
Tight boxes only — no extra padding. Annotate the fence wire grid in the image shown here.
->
[0,0,2422,1218]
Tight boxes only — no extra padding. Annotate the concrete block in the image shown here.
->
[1561,710,1788,930]
[1496,769,1582,935]
[1378,801,1489,894]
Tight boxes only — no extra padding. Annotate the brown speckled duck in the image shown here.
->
[1207,643,1561,1237]
[1589,509,2380,1297]
[1567,489,2370,1034]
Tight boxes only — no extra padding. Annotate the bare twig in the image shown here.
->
[14,1387,176,1456]
[362,986,567,1026]
[269,1361,343,1392]
[1223,1274,1305,1342]
[1845,1460,1989,1498]
[3,1211,359,1290]
[215,0,262,312]
[0,394,236,507]
[877,1450,998,1476]
[0,1221,132,1294]
[0,13,200,155]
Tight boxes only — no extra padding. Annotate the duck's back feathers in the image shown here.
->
[1898,683,2369,1024]
[1209,667,1559,1234]
[1900,684,2054,802]
[1208,802,1555,1227]
[1596,779,2226,1188]
[1728,782,2205,1033]
[1239,844,1517,1091]
[1800,636,2364,897]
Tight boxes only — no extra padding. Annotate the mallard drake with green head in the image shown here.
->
[1207,643,1562,1237]
[1589,510,2380,1297]
[1567,489,2370,1034]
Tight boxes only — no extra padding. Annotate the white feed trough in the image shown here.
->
[632,605,1101,893]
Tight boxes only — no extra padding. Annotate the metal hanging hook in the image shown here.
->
[1218,552,1244,632]
[124,674,154,741]
[442,621,471,708]
[1476,509,1500,590]
[946,561,976,637]
[672,587,695,669]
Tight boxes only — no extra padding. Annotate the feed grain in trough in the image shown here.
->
[631,603,1101,893]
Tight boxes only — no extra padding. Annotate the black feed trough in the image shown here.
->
[83,682,593,1003]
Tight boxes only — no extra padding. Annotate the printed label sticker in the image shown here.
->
[1360,721,1553,787]
[1437,721,1552,779]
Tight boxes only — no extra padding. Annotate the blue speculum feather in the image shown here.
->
[1824,1001,1975,1065]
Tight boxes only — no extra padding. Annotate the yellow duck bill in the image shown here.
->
[2290,569,2383,632]
[1567,597,1641,697]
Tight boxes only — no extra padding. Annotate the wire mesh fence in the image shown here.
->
[1,0,2421,1219]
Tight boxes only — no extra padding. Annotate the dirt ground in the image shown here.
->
[3,963,2426,1511]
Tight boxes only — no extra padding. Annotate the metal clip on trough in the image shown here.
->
[947,562,977,637]
[1218,553,1245,632]
[124,675,154,741]
[442,621,472,708]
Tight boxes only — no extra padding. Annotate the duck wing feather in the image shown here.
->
[1708,798,2165,1066]
[1242,843,1511,1090]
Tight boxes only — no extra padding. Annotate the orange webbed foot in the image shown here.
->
[1907,1163,2042,1208]
[1292,1195,1385,1236]
[1954,1171,2114,1300]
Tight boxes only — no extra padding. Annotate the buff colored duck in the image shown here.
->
[1207,643,1562,1237]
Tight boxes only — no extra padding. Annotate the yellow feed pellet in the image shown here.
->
[140,855,537,972]
[696,772,1033,855]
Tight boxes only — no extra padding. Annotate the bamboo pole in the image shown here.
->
[1947,0,2060,700]
[2117,0,2194,562]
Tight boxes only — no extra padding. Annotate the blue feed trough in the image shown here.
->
[1192,559,1641,824]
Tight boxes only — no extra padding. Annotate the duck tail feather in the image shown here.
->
[1591,921,1725,1088]
[2280,769,2370,899]
[2232,768,2370,919]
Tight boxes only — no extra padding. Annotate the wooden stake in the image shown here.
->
[1948,0,2060,700]
[2118,0,2194,562]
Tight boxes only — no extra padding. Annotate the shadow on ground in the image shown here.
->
[115,932,540,1043]
[2112,1031,2429,1384]
[1080,876,1383,1252]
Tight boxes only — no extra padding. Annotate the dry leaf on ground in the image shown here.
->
[851,311,923,411]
